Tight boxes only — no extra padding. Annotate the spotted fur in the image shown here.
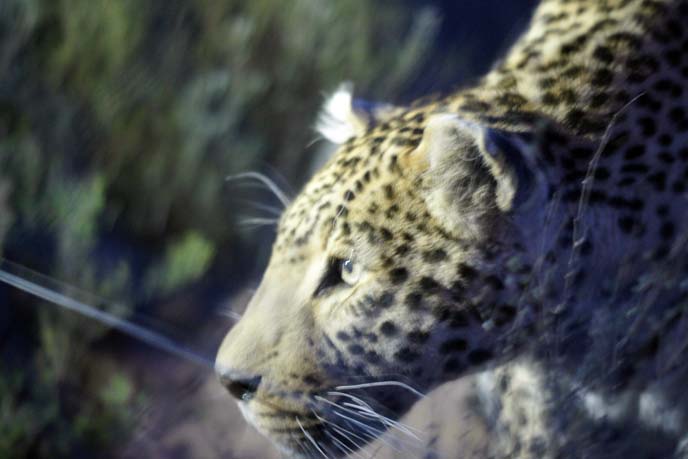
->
[216,1,688,457]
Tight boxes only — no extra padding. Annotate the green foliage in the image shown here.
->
[72,375,141,448]
[0,369,141,459]
[144,231,215,297]
[0,373,39,459]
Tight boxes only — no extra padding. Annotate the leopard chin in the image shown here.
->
[227,383,422,459]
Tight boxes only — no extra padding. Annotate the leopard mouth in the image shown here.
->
[251,410,377,459]
[264,420,352,459]
[239,388,422,458]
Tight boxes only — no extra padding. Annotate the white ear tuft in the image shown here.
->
[315,82,366,144]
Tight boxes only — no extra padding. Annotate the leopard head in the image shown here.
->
[215,90,549,458]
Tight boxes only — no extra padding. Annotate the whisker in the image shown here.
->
[322,410,424,459]
[311,409,373,448]
[325,408,405,454]
[328,390,424,437]
[322,397,437,458]
[296,417,330,459]
[335,381,426,399]
[335,411,427,457]
[340,401,422,441]
[316,394,425,451]
[235,198,285,217]
[216,308,243,322]
[366,443,385,459]
[295,437,314,459]
[238,217,280,228]
[560,91,647,314]
[315,395,385,432]
[226,172,291,208]
[324,410,381,443]
[327,397,422,446]
[337,414,412,457]
[324,432,352,458]
[0,258,214,369]
[324,430,364,459]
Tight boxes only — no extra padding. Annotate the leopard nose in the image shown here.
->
[220,373,262,401]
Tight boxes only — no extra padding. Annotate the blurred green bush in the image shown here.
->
[0,0,451,456]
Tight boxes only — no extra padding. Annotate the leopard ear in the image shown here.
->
[316,82,403,144]
[402,114,542,231]
[475,122,539,211]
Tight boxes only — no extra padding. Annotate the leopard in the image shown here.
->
[215,0,688,457]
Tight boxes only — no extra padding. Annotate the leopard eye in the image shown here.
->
[314,257,360,297]
[314,257,346,297]
[340,258,361,286]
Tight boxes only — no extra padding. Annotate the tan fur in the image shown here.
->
[217,1,688,457]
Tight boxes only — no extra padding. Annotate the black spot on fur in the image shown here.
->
[494,304,518,326]
[590,92,610,108]
[407,330,430,344]
[302,374,321,386]
[458,264,478,280]
[648,171,667,191]
[467,349,493,365]
[484,275,505,290]
[439,338,467,354]
[637,116,657,136]
[670,106,686,125]
[395,347,420,363]
[618,215,636,233]
[347,344,365,356]
[395,244,411,256]
[657,134,674,147]
[660,221,675,239]
[405,292,423,310]
[336,331,350,341]
[592,45,614,63]
[592,68,614,86]
[383,184,395,200]
[380,321,397,336]
[389,267,409,285]
[659,151,675,164]
[365,351,381,364]
[570,147,593,159]
[448,310,470,328]
[443,358,463,373]
[419,277,441,293]
[423,248,448,263]
[620,163,649,174]
[624,144,645,160]
[377,292,395,308]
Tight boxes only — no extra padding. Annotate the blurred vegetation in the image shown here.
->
[0,0,470,456]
